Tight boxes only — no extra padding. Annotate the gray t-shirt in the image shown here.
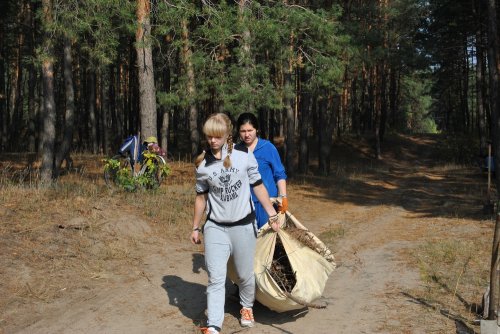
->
[195,144,262,224]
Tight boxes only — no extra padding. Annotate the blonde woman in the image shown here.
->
[191,113,279,334]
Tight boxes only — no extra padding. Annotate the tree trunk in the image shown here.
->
[284,31,295,177]
[96,72,102,153]
[238,0,254,113]
[486,0,500,320]
[40,0,56,184]
[318,94,336,176]
[298,91,311,174]
[362,64,371,133]
[351,75,360,136]
[37,74,45,157]
[475,0,487,156]
[379,62,388,142]
[88,70,98,153]
[55,37,75,174]
[389,65,398,129]
[136,0,157,141]
[7,40,19,151]
[340,66,351,137]
[160,66,171,155]
[374,65,382,159]
[181,18,199,159]
[461,41,470,132]
[127,39,137,136]
[107,64,117,153]
[115,62,125,141]
[27,21,37,153]
[0,17,6,152]
[12,1,26,151]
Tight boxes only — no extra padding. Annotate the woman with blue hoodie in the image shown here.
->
[236,113,288,229]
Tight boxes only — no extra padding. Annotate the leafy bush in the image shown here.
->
[103,154,171,192]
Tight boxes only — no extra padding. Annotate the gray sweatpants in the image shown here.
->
[203,220,257,330]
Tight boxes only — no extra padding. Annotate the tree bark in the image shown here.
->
[318,94,336,176]
[55,36,75,174]
[88,70,98,153]
[181,18,199,159]
[485,0,500,320]
[284,31,296,177]
[389,65,398,129]
[340,66,351,136]
[380,63,388,141]
[7,31,19,151]
[27,0,37,153]
[160,66,171,155]
[107,64,117,153]
[136,0,157,141]
[40,0,56,184]
[0,13,6,152]
[238,0,254,113]
[475,0,487,156]
[374,65,382,159]
[11,1,27,151]
[351,75,360,136]
[298,90,311,174]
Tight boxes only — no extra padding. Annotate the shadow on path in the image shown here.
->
[293,134,495,221]
[401,292,478,334]
[162,275,206,325]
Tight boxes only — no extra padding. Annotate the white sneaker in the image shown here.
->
[200,327,219,334]
[240,307,255,327]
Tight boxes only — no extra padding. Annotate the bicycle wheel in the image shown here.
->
[154,155,167,185]
[139,155,166,189]
[104,154,133,188]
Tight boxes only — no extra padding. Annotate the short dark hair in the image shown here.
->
[237,112,259,131]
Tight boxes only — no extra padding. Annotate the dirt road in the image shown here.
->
[2,135,490,334]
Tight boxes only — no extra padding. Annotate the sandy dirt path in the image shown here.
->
[6,135,486,334]
[18,201,423,334]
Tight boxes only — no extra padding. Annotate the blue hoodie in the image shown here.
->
[236,138,287,228]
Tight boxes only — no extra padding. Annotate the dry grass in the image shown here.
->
[0,154,196,328]
[0,134,496,333]
[288,134,493,333]
[404,228,490,332]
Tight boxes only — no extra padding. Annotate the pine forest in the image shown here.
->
[0,0,499,184]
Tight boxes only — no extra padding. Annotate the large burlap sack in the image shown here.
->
[254,211,336,312]
[228,209,336,313]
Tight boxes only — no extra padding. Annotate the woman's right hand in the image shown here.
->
[191,230,201,244]
[268,214,280,232]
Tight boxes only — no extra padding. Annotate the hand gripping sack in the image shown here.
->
[223,209,336,312]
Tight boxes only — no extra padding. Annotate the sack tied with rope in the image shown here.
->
[228,206,336,312]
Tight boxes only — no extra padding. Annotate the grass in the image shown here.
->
[415,238,489,313]
[0,154,196,326]
[0,134,497,333]
[318,223,346,251]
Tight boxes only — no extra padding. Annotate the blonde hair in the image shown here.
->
[195,113,234,168]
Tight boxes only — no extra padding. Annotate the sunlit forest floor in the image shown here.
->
[0,133,493,333]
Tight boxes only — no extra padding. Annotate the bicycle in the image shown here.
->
[103,151,170,191]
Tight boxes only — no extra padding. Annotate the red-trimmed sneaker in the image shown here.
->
[240,307,255,327]
[199,327,219,334]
